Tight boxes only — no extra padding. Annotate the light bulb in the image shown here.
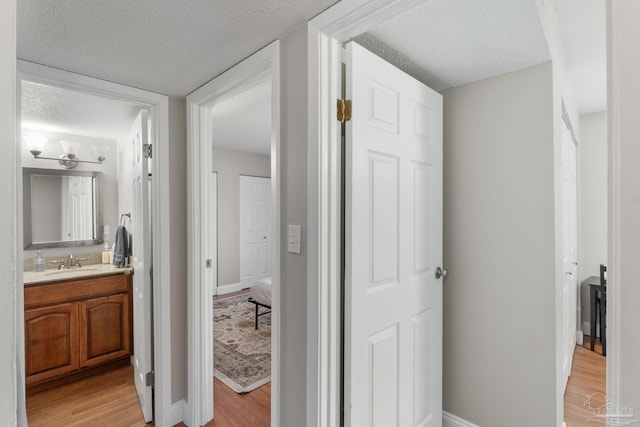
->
[59,140,81,156]
[91,145,110,163]
[24,135,47,157]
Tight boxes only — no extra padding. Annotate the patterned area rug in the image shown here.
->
[213,294,271,393]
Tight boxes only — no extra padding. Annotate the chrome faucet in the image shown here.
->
[52,258,68,270]
[52,254,88,270]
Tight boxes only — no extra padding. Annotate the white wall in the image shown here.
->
[608,0,640,415]
[441,63,557,426]
[212,148,270,288]
[168,97,188,404]
[578,112,607,282]
[534,4,582,425]
[1,0,17,423]
[577,111,607,328]
[279,26,308,427]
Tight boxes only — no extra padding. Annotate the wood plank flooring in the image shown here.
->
[564,339,606,427]
[200,379,270,427]
[27,364,145,427]
[27,365,271,427]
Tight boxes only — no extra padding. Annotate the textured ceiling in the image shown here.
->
[17,0,339,96]
[18,0,605,144]
[21,81,142,140]
[212,80,271,156]
[554,0,606,114]
[354,0,551,92]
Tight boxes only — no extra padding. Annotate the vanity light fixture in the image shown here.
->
[25,136,109,169]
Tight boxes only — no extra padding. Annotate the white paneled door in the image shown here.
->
[239,175,271,287]
[129,110,153,422]
[344,42,443,427]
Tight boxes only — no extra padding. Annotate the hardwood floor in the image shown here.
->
[204,379,270,427]
[564,339,606,426]
[27,364,145,427]
[27,363,271,427]
[173,379,270,427]
[27,336,596,427]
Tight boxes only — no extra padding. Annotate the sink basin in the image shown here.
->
[44,268,101,276]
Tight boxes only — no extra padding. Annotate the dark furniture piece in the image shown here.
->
[248,297,271,330]
[589,264,607,356]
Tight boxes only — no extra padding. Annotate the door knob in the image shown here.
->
[435,266,448,279]
[566,271,573,275]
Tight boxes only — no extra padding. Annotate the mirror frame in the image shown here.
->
[23,167,103,250]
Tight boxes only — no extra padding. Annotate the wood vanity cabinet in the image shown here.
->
[24,273,132,387]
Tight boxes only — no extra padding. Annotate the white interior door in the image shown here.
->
[344,41,443,427]
[239,175,271,287]
[61,175,94,241]
[561,118,578,389]
[129,110,153,422]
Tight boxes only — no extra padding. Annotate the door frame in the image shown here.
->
[16,60,173,425]
[306,1,427,425]
[186,41,281,427]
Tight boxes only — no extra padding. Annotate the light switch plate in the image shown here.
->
[288,224,301,254]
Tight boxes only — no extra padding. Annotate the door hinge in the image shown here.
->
[143,143,152,159]
[337,99,352,122]
[145,370,155,387]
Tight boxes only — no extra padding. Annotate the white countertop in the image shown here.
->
[24,264,133,285]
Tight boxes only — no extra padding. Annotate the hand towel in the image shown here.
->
[112,225,129,267]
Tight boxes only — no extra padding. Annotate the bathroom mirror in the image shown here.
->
[23,168,103,249]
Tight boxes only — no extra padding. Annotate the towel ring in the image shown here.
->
[120,213,131,226]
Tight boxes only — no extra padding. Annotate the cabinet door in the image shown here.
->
[79,293,131,367]
[25,303,79,385]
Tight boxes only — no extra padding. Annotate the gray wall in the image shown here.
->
[610,0,640,415]
[279,26,308,427]
[168,97,188,404]
[212,148,270,288]
[30,175,63,242]
[1,0,17,422]
[441,63,557,426]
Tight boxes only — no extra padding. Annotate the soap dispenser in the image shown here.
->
[32,250,46,273]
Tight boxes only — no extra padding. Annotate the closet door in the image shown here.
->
[239,175,272,287]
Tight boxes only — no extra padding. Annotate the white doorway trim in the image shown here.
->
[186,41,280,427]
[306,1,427,425]
[16,60,173,426]
[211,171,218,297]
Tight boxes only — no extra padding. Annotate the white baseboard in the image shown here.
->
[216,282,247,295]
[443,411,480,427]
[577,329,584,345]
[170,399,187,426]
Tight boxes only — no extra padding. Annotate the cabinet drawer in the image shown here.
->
[25,273,131,308]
